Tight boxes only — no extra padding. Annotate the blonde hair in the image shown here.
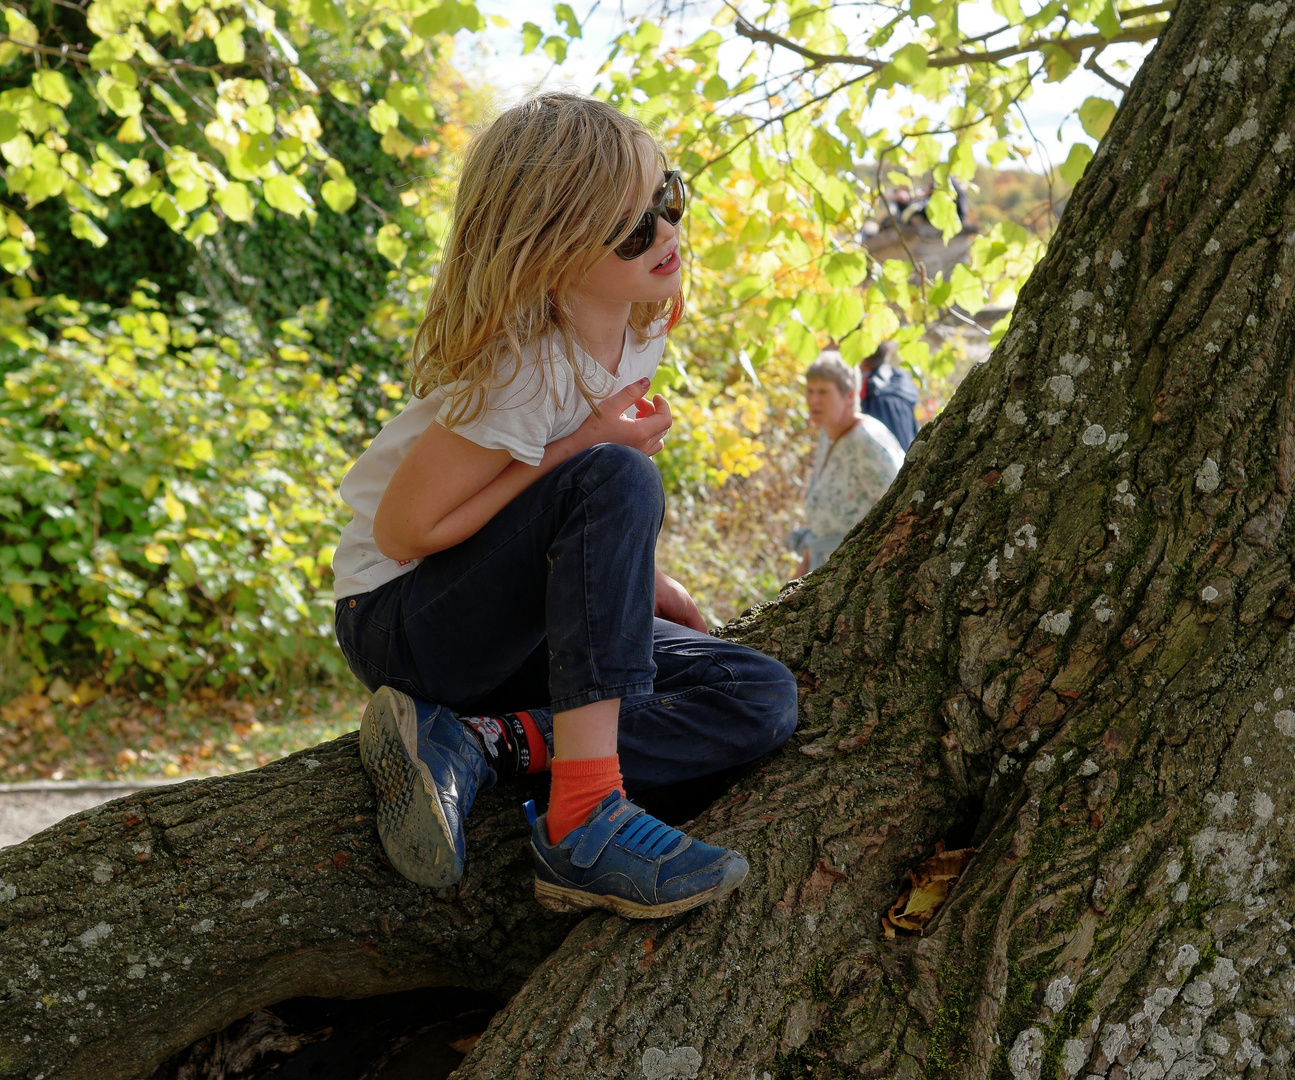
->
[410,92,683,426]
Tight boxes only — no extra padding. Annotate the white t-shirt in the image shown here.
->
[333,329,667,599]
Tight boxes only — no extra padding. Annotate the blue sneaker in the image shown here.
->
[526,792,749,919]
[359,686,493,887]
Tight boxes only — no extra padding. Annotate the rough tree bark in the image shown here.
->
[6,0,1295,1075]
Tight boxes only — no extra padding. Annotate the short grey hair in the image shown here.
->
[805,351,860,399]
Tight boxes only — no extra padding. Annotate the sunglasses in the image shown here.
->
[606,170,686,260]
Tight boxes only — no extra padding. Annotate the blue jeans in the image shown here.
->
[334,444,798,792]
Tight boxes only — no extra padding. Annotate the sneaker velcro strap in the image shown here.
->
[570,797,646,869]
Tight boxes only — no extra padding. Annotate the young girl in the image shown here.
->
[332,92,798,919]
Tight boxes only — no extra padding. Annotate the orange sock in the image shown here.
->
[547,756,623,844]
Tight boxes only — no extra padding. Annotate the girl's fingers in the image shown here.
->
[606,378,651,414]
[652,394,672,429]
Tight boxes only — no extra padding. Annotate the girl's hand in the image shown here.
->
[654,568,707,632]
[570,379,673,457]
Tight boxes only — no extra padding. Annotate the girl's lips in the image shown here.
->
[649,249,681,275]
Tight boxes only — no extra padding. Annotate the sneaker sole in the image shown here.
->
[359,686,463,888]
[532,860,749,919]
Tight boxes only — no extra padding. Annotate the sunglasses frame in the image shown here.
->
[606,170,686,261]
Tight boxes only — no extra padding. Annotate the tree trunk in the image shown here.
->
[7,1,1295,1076]
[450,1,1295,1075]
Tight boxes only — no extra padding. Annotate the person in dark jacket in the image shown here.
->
[859,340,920,451]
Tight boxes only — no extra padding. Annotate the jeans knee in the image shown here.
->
[764,662,800,750]
[736,655,799,756]
[583,443,665,518]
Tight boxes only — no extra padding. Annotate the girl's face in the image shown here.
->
[570,170,682,307]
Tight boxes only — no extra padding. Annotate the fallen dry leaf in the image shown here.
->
[882,841,977,937]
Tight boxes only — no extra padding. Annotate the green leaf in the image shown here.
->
[878,43,928,90]
[328,80,360,105]
[1092,0,1122,37]
[554,3,581,37]
[183,210,218,243]
[5,8,38,48]
[150,190,186,229]
[151,85,189,124]
[992,0,1024,24]
[386,83,437,130]
[121,175,162,208]
[0,236,31,273]
[320,176,357,212]
[702,74,727,102]
[1078,96,1117,139]
[1058,142,1094,186]
[825,292,864,339]
[543,35,567,63]
[31,71,73,109]
[215,19,246,64]
[1,131,32,167]
[948,264,986,315]
[0,111,18,143]
[215,181,254,221]
[376,222,407,266]
[97,75,143,118]
[521,22,543,53]
[309,0,348,34]
[368,100,400,134]
[412,1,484,37]
[70,211,109,247]
[1042,43,1076,83]
[925,189,961,242]
[263,174,311,217]
[25,147,66,205]
[823,252,868,288]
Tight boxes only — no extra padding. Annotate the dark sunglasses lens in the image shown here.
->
[662,176,685,223]
[616,212,656,259]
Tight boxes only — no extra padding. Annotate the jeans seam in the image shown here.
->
[550,681,656,713]
[618,683,721,716]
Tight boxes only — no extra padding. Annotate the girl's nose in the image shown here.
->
[655,213,678,243]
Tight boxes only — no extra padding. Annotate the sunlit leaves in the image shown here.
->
[1078,96,1116,139]
[263,174,312,217]
[214,18,246,63]
[1058,141,1093,185]
[376,222,407,265]
[925,189,961,241]
[0,293,365,685]
[214,181,255,222]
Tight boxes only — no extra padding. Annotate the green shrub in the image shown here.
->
[0,287,363,689]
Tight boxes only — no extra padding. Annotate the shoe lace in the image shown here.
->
[616,811,683,859]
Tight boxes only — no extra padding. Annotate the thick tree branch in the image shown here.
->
[732,16,1168,73]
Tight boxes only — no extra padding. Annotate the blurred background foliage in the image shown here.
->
[0,0,1161,771]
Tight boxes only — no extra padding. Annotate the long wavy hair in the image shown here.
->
[409,93,684,426]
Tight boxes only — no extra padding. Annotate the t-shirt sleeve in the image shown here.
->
[435,355,563,467]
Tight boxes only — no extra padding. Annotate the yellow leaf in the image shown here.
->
[143,542,169,564]
[7,581,33,607]
[164,490,187,522]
